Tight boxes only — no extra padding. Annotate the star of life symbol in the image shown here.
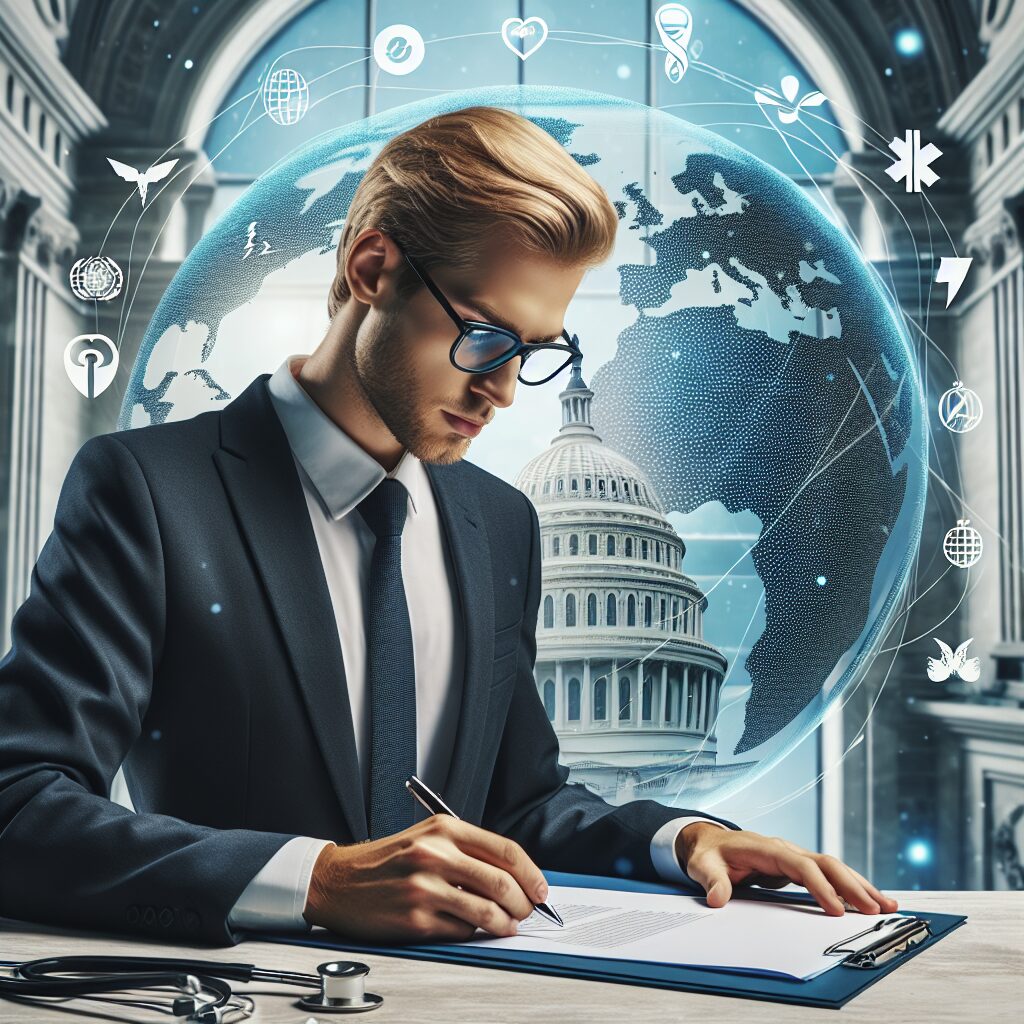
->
[885,130,942,192]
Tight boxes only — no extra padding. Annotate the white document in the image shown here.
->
[455,885,910,981]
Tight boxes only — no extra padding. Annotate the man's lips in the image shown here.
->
[442,410,486,438]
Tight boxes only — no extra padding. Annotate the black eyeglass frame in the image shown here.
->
[395,243,582,386]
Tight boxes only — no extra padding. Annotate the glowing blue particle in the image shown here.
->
[895,29,923,57]
[614,856,634,876]
[211,602,222,614]
[671,350,680,359]
[816,576,827,586]
[509,576,518,587]
[616,64,632,80]
[151,729,162,740]
[885,66,894,77]
[153,19,160,28]
[906,840,931,865]
[184,59,194,70]
[826,372,835,381]
[701,250,710,260]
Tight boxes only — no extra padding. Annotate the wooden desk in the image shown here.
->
[1,892,1020,1022]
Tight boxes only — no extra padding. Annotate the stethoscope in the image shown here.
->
[0,954,383,1020]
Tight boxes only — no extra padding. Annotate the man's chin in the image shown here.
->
[410,434,472,465]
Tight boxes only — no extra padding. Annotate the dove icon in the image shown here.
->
[106,157,179,206]
[926,637,981,683]
[654,3,692,84]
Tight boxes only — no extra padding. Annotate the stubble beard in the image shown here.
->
[351,307,472,466]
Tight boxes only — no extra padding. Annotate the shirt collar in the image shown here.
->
[266,355,422,521]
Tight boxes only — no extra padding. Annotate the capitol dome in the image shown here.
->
[515,359,740,805]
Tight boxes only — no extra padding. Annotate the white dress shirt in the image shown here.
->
[228,356,727,931]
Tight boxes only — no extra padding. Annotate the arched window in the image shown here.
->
[588,534,597,555]
[672,598,679,631]
[557,478,564,492]
[642,676,653,721]
[664,679,674,722]
[627,594,636,626]
[543,595,554,629]
[569,534,579,556]
[655,541,661,563]
[594,678,607,720]
[624,481,631,498]
[606,593,617,626]
[598,479,606,495]
[641,539,649,559]
[543,679,555,720]
[552,535,560,555]
[606,535,615,556]
[625,537,633,557]
[5,74,13,114]
[568,678,581,721]
[37,111,46,149]
[565,593,576,627]
[660,598,667,629]
[611,479,618,495]
[618,677,631,720]
[587,593,597,626]
[584,477,592,493]
[543,481,551,495]
[570,477,578,493]
[644,595,652,627]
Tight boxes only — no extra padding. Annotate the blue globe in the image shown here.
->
[123,85,927,806]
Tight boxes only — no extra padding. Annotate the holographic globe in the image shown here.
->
[122,85,927,810]
[262,68,310,126]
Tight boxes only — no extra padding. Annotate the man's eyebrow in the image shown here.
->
[465,297,563,344]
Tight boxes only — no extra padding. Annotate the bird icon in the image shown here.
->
[926,637,981,683]
[106,157,179,206]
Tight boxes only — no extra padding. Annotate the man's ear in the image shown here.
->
[345,229,402,307]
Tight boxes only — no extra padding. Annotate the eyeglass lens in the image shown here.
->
[454,330,573,384]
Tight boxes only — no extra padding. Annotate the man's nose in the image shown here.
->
[469,358,519,410]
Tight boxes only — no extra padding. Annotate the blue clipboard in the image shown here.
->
[252,871,966,1009]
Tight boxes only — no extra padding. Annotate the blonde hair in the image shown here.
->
[327,106,619,318]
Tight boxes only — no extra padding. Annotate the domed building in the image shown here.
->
[514,358,731,804]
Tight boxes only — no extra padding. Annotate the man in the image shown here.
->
[0,106,895,946]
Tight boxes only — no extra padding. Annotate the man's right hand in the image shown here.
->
[302,816,549,943]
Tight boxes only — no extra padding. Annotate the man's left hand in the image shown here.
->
[677,822,899,916]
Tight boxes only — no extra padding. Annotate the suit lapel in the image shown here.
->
[424,463,495,817]
[213,375,369,842]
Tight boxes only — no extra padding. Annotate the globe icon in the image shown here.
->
[943,518,983,568]
[122,85,927,807]
[69,255,123,301]
[262,68,310,126]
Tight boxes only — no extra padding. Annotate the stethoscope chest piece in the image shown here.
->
[298,961,383,1013]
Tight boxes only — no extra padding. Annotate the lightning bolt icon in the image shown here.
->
[936,256,973,307]
[243,221,257,261]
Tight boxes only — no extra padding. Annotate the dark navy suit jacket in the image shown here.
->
[0,374,735,945]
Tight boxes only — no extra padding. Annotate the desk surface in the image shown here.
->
[1,892,1021,1022]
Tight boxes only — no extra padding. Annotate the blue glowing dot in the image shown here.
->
[816,576,827,586]
[701,250,710,260]
[153,19,160,28]
[509,576,518,587]
[184,59,194,70]
[211,602,222,614]
[166,52,173,60]
[671,350,680,359]
[151,729,162,741]
[906,840,931,865]
[826,372,835,381]
[614,856,634,876]
[884,66,894,77]
[616,64,632,80]
[895,29,923,57]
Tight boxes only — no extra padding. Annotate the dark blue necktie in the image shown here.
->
[356,478,416,840]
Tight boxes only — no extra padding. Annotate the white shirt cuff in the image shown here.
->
[650,816,729,885]
[228,836,334,931]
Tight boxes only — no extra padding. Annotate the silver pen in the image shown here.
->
[405,774,564,928]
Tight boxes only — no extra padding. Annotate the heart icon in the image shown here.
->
[501,17,549,60]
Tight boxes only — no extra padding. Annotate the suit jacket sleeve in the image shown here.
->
[481,489,739,882]
[0,435,297,945]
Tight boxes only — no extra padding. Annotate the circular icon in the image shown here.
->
[373,24,424,76]
[938,379,983,433]
[69,256,123,301]
[943,518,983,568]
[263,68,309,126]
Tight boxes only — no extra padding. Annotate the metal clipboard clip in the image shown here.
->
[823,916,932,970]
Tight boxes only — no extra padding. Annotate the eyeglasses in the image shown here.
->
[395,243,582,386]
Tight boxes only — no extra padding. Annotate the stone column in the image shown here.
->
[554,661,564,729]
[611,659,620,729]
[582,658,592,725]
[659,661,668,726]
[683,665,691,728]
